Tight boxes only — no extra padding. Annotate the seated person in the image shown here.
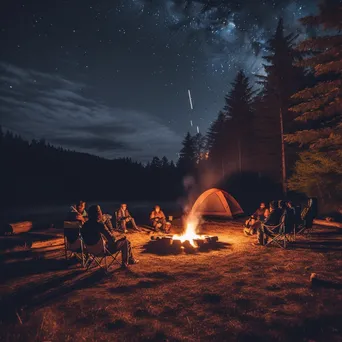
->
[82,205,139,268]
[116,203,141,232]
[68,200,114,232]
[67,200,88,223]
[254,201,283,245]
[150,205,171,233]
[244,202,269,236]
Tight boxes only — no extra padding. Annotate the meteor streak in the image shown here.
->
[188,89,193,110]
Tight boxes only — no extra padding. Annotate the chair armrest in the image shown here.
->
[262,222,283,231]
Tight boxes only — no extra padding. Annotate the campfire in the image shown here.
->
[150,214,218,251]
[172,216,207,247]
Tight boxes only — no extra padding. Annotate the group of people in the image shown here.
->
[243,198,316,246]
[66,201,172,268]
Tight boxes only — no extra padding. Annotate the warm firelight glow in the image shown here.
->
[172,215,205,247]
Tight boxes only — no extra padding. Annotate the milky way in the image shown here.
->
[128,0,318,77]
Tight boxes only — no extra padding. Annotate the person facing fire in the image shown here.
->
[82,205,139,268]
[243,202,269,236]
[254,200,283,245]
[150,205,168,232]
[116,203,141,232]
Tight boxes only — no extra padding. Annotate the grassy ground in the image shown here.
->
[1,220,342,342]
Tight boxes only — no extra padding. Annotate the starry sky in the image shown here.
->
[0,0,319,162]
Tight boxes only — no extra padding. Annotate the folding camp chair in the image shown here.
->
[296,208,314,236]
[84,234,121,272]
[295,198,317,236]
[63,221,86,267]
[263,213,292,249]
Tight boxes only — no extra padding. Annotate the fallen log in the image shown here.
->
[0,221,33,235]
[310,273,342,289]
[313,219,342,229]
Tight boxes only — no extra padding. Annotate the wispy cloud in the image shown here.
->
[0,62,182,162]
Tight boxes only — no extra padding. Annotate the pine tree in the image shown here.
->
[207,111,227,168]
[150,156,162,169]
[285,0,342,203]
[177,132,197,174]
[224,70,254,173]
[192,132,206,164]
[256,18,307,192]
[161,156,169,169]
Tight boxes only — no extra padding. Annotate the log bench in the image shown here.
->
[0,221,33,235]
[313,219,342,229]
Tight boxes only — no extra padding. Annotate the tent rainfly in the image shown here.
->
[190,188,243,218]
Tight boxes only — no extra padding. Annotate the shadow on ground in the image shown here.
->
[0,267,108,324]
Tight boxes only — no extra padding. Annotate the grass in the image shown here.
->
[1,220,342,341]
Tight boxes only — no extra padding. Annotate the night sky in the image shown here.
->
[0,0,318,162]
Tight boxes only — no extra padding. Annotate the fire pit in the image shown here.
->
[150,216,218,252]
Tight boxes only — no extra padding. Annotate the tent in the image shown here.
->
[190,188,243,218]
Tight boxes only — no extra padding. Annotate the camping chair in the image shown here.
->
[84,234,121,272]
[263,213,293,249]
[63,221,86,267]
[296,205,315,236]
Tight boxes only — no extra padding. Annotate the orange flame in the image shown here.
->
[172,215,204,247]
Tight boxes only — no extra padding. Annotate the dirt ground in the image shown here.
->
[1,220,342,342]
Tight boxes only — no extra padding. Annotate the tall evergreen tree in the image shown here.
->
[207,111,227,169]
[177,132,197,174]
[255,18,307,192]
[150,156,162,169]
[192,132,206,164]
[285,0,342,203]
[224,70,254,173]
[161,156,169,169]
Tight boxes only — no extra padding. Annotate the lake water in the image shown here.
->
[0,201,183,225]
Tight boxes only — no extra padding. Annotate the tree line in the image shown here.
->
[0,128,183,206]
[177,0,342,208]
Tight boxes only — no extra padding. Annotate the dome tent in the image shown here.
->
[190,188,243,218]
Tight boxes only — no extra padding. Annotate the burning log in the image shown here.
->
[149,214,218,253]
[150,235,218,250]
[182,240,197,253]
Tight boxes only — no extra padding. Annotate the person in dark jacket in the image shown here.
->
[82,205,139,268]
[254,201,283,245]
